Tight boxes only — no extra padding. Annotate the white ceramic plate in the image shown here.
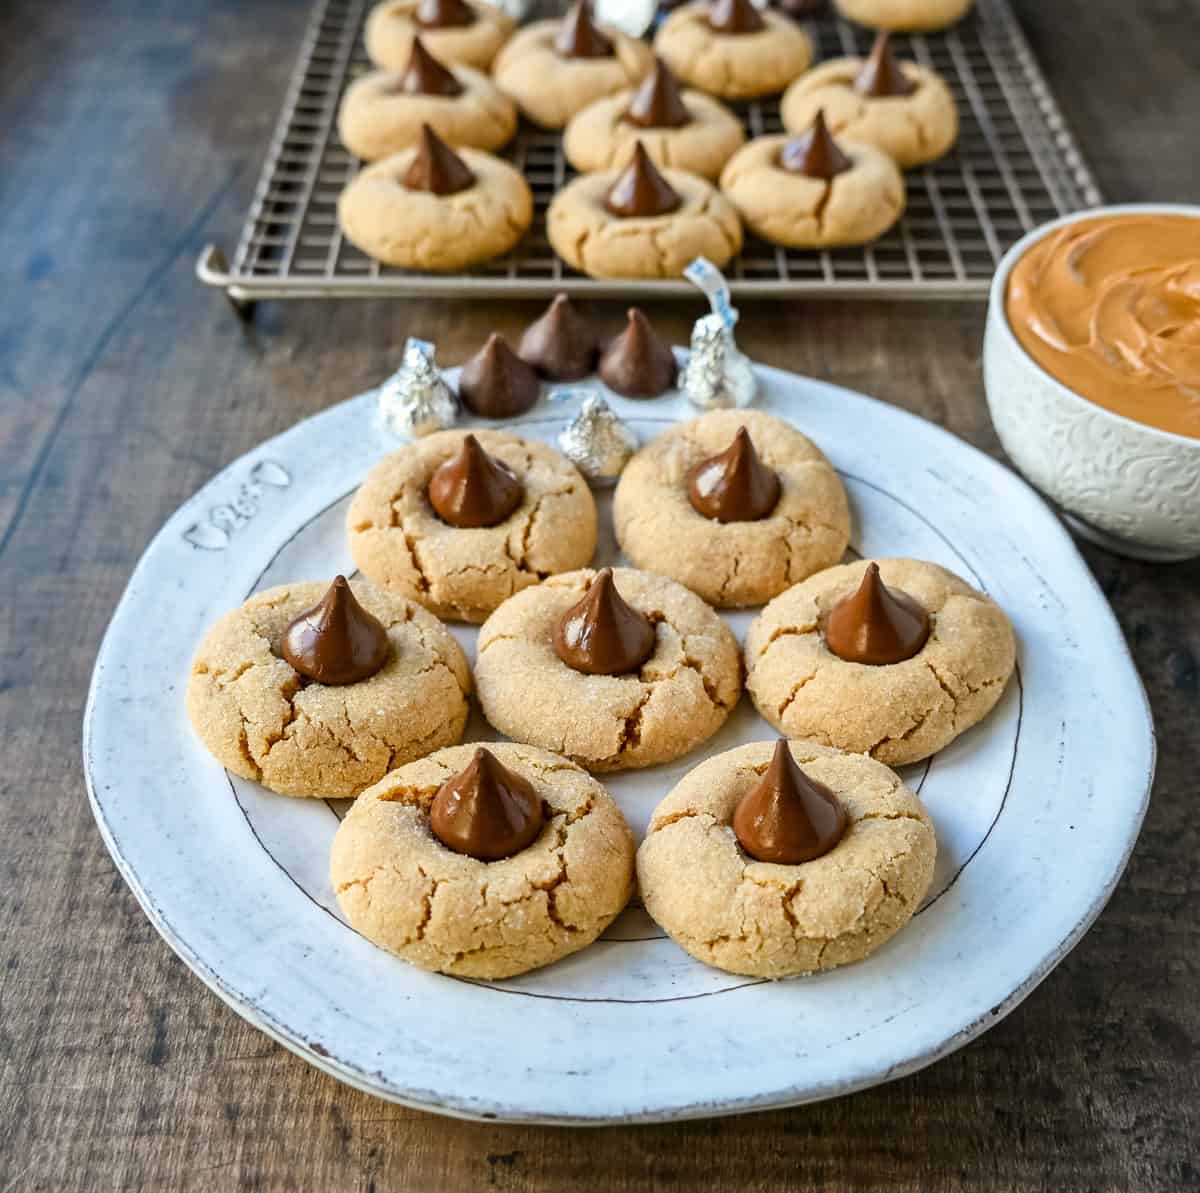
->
[84,364,1154,1124]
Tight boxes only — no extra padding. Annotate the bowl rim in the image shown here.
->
[988,202,1200,452]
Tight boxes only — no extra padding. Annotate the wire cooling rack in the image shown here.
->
[196,0,1102,309]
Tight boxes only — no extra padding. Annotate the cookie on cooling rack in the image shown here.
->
[492,1,653,130]
[720,112,905,248]
[337,125,532,271]
[338,37,518,159]
[781,32,959,169]
[654,0,813,101]
[834,0,974,32]
[364,0,515,71]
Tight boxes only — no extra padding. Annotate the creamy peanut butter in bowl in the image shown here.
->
[984,204,1200,562]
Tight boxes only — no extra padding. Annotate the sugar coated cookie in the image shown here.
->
[186,579,471,798]
[331,743,636,978]
[492,8,653,129]
[720,128,904,248]
[745,558,1017,766]
[365,0,515,71]
[834,0,974,32]
[475,567,742,771]
[637,739,937,977]
[337,127,532,270]
[654,0,813,101]
[338,60,517,160]
[781,35,959,169]
[347,429,598,623]
[613,410,851,607]
[563,58,746,182]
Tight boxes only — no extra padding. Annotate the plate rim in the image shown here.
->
[82,365,1156,1124]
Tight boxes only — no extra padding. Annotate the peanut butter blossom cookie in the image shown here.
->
[186,577,471,799]
[781,33,959,169]
[338,37,518,160]
[720,109,905,248]
[547,141,742,279]
[475,567,741,772]
[613,410,851,608]
[654,0,813,101]
[745,558,1016,766]
[637,738,937,977]
[492,0,653,130]
[347,429,598,623]
[364,0,515,72]
[337,124,532,271]
[331,743,636,978]
[563,57,746,182]
[834,0,974,32]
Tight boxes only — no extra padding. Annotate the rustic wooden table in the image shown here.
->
[3,0,1197,1188]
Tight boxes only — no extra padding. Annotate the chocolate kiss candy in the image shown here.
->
[626,58,691,129]
[553,568,656,676]
[430,748,545,861]
[280,576,391,685]
[428,433,524,527]
[395,36,463,97]
[687,426,781,522]
[604,142,681,218]
[780,109,853,180]
[518,293,600,381]
[554,0,613,58]
[733,739,847,864]
[709,0,766,35]
[403,124,475,195]
[458,333,541,417]
[825,562,931,665]
[855,32,917,98]
[415,0,475,28]
[598,307,678,398]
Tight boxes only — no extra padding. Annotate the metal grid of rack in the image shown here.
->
[196,0,1102,307]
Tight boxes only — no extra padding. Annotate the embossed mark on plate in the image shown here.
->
[183,460,292,550]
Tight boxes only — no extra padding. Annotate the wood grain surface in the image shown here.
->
[2,0,1198,1189]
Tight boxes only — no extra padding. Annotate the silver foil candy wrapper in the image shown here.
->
[376,339,459,438]
[681,313,758,410]
[556,394,638,485]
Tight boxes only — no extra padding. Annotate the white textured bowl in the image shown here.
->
[983,203,1200,562]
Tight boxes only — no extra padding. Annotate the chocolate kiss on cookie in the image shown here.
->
[404,124,475,194]
[393,36,464,97]
[825,562,930,665]
[599,307,678,397]
[280,576,391,685]
[428,433,524,528]
[855,32,917,99]
[415,0,475,29]
[733,739,847,864]
[605,142,682,218]
[709,0,766,35]
[626,58,691,129]
[555,0,613,59]
[554,567,656,676]
[687,427,781,522]
[458,333,541,417]
[518,293,600,381]
[780,109,853,180]
[430,747,545,860]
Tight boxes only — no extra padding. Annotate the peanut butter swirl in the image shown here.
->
[1005,213,1200,440]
